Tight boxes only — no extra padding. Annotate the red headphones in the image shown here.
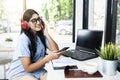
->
[21,18,29,30]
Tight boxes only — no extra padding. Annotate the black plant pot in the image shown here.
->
[118,56,120,72]
[117,62,120,72]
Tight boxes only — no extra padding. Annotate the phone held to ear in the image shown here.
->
[57,47,69,52]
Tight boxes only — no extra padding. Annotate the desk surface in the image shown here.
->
[45,56,120,80]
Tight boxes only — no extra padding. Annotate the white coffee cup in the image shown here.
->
[81,62,98,74]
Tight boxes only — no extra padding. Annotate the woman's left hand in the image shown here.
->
[43,25,48,36]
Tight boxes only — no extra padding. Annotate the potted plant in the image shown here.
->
[96,42,120,76]
[5,37,13,48]
[5,37,13,42]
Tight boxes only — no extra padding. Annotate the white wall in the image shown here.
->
[75,0,83,30]
[74,0,83,42]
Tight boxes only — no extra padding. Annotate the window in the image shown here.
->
[0,0,22,48]
[0,0,74,49]
[116,0,120,47]
[88,0,107,31]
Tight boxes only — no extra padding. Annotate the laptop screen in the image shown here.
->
[76,29,103,53]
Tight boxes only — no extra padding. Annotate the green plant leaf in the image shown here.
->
[96,42,120,60]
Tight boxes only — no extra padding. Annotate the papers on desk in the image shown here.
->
[52,57,77,70]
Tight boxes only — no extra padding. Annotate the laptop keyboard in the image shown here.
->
[63,50,77,58]
[63,50,98,61]
[77,49,95,55]
[75,50,97,60]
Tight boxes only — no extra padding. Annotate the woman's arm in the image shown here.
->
[45,33,59,51]
[20,51,63,72]
[44,25,59,51]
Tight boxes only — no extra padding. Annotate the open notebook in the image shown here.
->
[52,57,77,70]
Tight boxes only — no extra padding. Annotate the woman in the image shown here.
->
[8,9,63,80]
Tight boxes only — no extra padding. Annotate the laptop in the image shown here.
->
[63,29,103,61]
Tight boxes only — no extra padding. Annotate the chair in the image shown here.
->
[0,58,12,79]
[0,49,13,79]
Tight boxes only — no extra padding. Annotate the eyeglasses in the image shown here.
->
[30,17,42,24]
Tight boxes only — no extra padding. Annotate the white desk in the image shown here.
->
[45,56,120,80]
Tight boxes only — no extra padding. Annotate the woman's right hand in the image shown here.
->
[45,51,64,62]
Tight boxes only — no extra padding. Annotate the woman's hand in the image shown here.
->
[45,51,65,62]
[40,19,48,36]
[43,25,48,36]
[40,19,48,35]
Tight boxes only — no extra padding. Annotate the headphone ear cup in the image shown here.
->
[21,19,29,30]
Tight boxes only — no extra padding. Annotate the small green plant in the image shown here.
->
[5,37,13,42]
[97,42,120,60]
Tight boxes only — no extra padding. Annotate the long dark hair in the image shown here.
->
[21,9,46,62]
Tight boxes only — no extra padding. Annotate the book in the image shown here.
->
[52,57,77,70]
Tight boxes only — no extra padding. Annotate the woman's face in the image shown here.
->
[28,13,43,32]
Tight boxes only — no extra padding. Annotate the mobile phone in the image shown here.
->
[57,47,69,52]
